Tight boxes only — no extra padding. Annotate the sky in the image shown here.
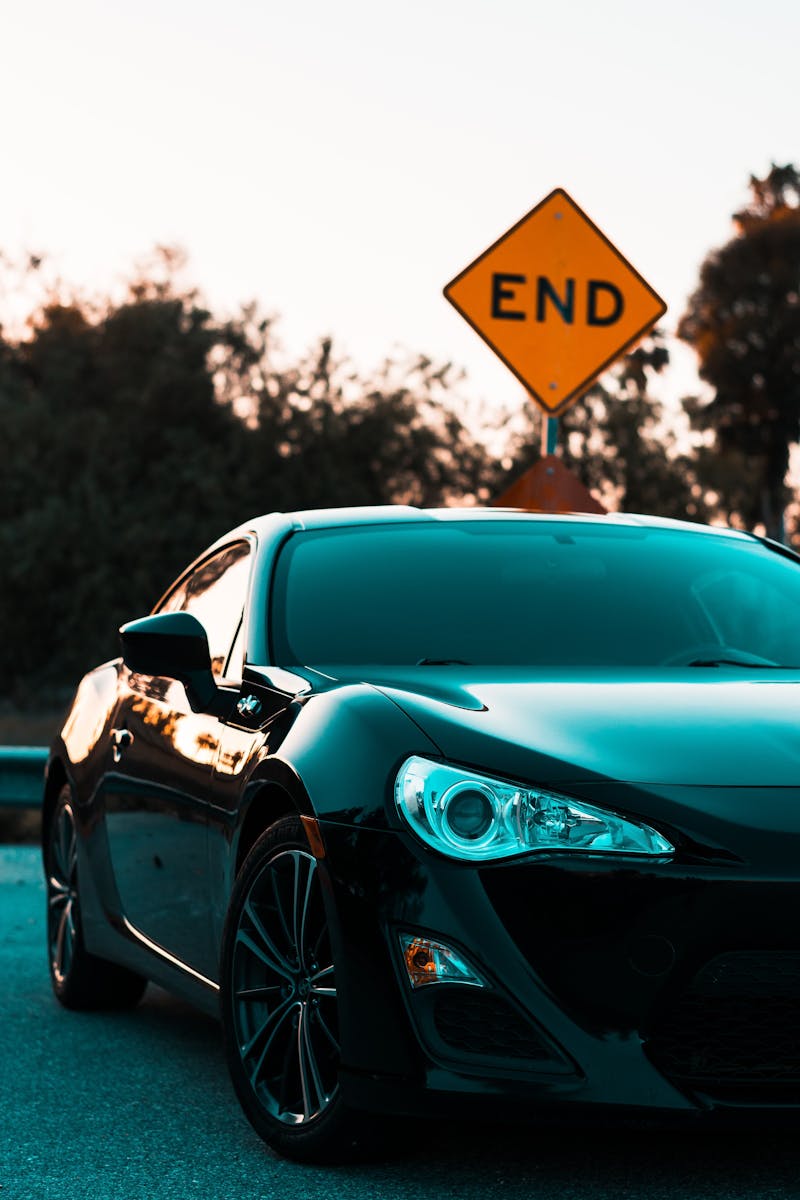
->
[2,0,799,421]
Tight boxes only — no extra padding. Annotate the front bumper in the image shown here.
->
[318,820,800,1117]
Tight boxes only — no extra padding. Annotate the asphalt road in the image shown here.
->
[2,844,800,1200]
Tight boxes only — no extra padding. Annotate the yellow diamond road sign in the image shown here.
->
[444,188,667,416]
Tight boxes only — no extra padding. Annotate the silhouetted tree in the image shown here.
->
[679,163,800,540]
[0,262,494,692]
[242,335,493,509]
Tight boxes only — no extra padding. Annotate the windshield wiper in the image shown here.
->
[415,658,471,667]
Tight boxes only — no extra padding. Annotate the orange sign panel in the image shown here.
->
[444,189,666,416]
[493,456,606,514]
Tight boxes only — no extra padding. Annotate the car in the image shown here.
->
[43,504,800,1161]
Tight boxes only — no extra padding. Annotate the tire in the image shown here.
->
[46,784,147,1011]
[220,814,384,1163]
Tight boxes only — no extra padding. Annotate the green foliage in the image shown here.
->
[0,263,493,692]
[242,339,493,510]
[679,163,800,539]
[9,159,800,699]
[0,248,720,697]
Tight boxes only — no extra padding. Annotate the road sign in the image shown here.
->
[444,189,666,416]
[493,456,606,514]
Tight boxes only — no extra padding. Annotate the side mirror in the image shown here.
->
[119,612,216,709]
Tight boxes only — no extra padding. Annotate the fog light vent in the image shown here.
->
[434,990,552,1060]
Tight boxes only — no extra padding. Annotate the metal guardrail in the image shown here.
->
[0,747,47,808]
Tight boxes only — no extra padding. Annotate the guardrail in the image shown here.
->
[0,747,47,808]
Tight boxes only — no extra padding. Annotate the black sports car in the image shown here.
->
[43,506,800,1161]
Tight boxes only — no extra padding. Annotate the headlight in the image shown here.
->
[395,756,674,862]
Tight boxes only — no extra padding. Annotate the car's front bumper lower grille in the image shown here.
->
[648,951,800,1089]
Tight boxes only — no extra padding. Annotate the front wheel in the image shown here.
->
[220,815,383,1163]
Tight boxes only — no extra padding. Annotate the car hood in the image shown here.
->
[356,667,800,787]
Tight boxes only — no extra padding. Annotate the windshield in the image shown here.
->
[269,520,800,669]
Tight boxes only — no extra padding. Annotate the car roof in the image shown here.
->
[207,505,758,555]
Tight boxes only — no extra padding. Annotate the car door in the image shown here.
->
[103,541,252,980]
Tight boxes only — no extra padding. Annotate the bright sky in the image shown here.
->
[2,0,798,419]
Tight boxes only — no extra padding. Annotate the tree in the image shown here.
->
[0,259,496,694]
[241,335,494,510]
[678,163,800,541]
[0,288,255,692]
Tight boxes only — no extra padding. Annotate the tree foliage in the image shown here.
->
[8,161,800,700]
[0,247,727,697]
[0,262,494,693]
[678,163,800,539]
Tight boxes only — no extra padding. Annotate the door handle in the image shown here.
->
[110,727,134,763]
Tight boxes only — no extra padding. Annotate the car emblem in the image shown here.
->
[236,694,262,718]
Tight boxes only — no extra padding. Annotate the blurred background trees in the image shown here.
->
[2,164,800,697]
[679,164,800,540]
[0,257,496,693]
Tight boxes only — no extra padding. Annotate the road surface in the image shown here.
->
[1,845,798,1199]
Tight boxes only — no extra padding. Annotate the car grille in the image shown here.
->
[648,951,800,1087]
[433,990,551,1060]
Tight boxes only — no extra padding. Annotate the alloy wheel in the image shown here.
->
[47,800,79,987]
[230,848,340,1125]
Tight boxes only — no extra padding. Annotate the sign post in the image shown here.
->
[443,188,666,512]
[541,415,558,457]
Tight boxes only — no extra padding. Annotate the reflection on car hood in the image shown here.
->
[356,667,800,787]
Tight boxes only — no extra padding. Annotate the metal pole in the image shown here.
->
[541,415,558,457]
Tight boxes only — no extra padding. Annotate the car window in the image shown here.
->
[270,522,800,669]
[691,568,798,664]
[159,542,251,680]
